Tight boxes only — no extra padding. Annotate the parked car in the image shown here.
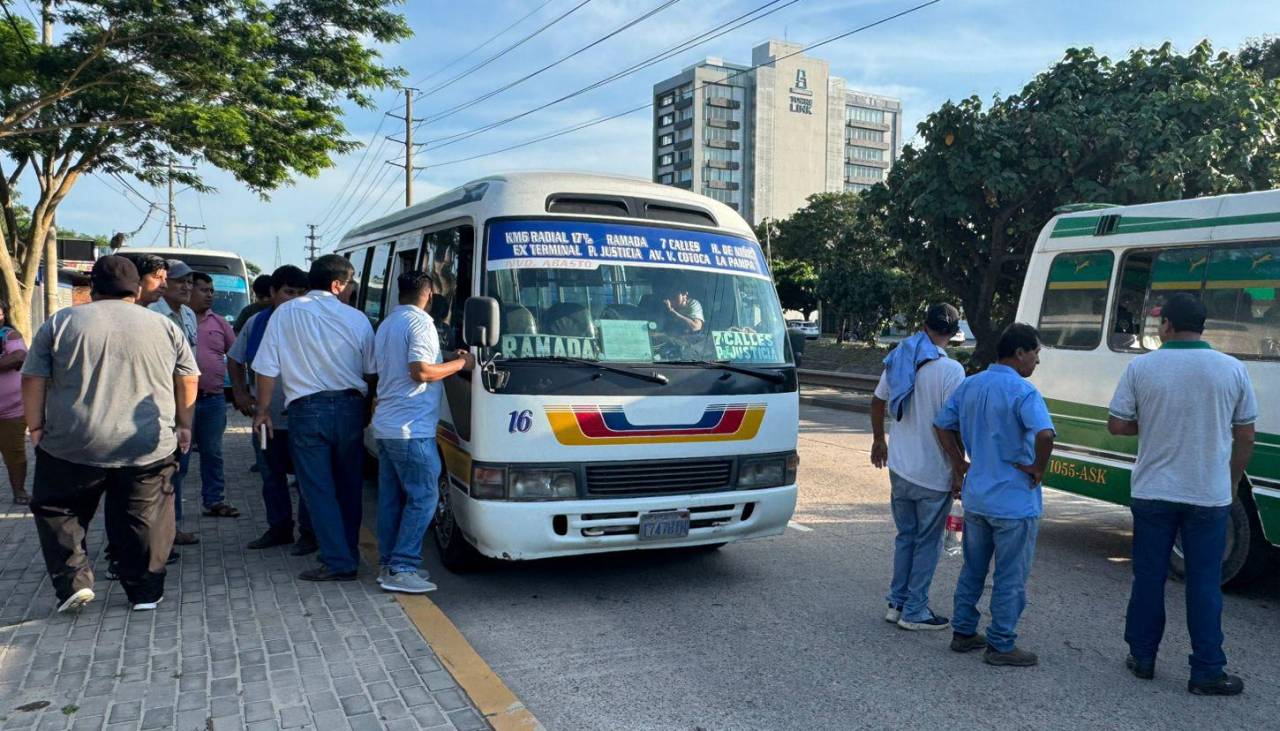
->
[787,319,820,339]
[949,319,974,346]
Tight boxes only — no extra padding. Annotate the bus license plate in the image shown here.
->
[639,510,690,541]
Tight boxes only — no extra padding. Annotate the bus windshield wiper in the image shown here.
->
[503,356,669,385]
[667,360,787,383]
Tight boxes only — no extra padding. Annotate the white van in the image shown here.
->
[1016,191,1279,587]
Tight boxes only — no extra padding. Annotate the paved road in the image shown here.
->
[425,404,1280,731]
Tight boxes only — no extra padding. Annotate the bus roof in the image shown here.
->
[116,247,245,260]
[338,170,755,248]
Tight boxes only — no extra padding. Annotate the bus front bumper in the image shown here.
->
[454,485,797,561]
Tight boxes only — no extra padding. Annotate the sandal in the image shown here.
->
[203,503,240,518]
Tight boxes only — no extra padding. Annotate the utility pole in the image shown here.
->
[41,3,56,320]
[764,217,772,268]
[305,225,319,264]
[166,156,197,247]
[385,88,422,208]
[175,224,206,248]
[274,236,281,269]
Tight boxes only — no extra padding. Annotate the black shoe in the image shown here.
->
[950,632,987,653]
[298,567,357,582]
[1188,673,1244,696]
[1126,655,1154,680]
[166,550,180,565]
[291,535,318,556]
[983,646,1039,667]
[104,561,121,581]
[247,528,294,550]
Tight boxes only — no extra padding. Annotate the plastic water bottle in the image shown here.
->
[944,502,964,557]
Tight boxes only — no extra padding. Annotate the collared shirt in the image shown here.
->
[1109,340,1258,507]
[149,299,198,347]
[195,309,236,394]
[935,364,1057,519]
[252,290,375,405]
[226,310,287,427]
[372,305,443,440]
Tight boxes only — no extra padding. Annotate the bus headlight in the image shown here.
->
[508,469,578,500]
[738,453,798,489]
[472,467,506,499]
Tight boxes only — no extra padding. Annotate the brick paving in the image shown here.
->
[0,418,487,731]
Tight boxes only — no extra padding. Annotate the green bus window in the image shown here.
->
[1110,251,1154,352]
[1038,251,1114,349]
[1203,244,1280,360]
[1140,247,1209,350]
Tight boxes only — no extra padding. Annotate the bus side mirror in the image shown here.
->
[463,296,500,348]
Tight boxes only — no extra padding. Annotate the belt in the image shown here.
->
[198,391,224,398]
[292,388,363,405]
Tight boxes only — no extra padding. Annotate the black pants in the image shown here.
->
[30,448,177,604]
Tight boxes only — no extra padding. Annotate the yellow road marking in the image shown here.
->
[358,528,544,731]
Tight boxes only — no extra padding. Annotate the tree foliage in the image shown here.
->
[0,1,410,337]
[870,40,1280,363]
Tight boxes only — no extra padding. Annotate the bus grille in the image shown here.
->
[585,459,733,496]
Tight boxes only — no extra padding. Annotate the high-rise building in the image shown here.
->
[652,40,902,225]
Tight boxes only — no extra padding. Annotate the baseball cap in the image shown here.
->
[166,259,194,279]
[91,255,141,297]
[924,303,961,335]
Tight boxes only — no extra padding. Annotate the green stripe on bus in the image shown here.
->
[1045,455,1132,504]
[1255,490,1280,544]
[1050,211,1280,239]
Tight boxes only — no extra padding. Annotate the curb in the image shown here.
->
[798,394,871,413]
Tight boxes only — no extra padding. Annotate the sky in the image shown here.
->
[15,0,1280,270]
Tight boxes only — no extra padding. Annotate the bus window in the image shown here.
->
[348,246,371,308]
[1203,243,1280,359]
[1140,247,1208,350]
[361,243,392,325]
[1110,251,1153,351]
[1038,251,1114,349]
[423,225,474,349]
[386,242,420,306]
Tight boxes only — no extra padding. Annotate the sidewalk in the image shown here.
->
[0,417,487,731]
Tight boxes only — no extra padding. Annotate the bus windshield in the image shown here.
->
[172,253,250,323]
[485,219,788,366]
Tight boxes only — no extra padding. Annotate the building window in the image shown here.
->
[659,153,673,166]
[659,133,674,146]
[844,182,873,193]
[846,106,886,124]
[845,163,882,181]
[704,167,738,183]
[676,128,693,142]
[1037,251,1114,350]
[846,146,884,162]
[659,113,674,126]
[705,148,737,163]
[660,94,674,107]
[659,173,673,185]
[705,126,739,143]
[677,107,694,122]
[678,169,692,183]
[845,126,885,143]
[676,149,692,163]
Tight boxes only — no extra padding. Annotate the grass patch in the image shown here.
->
[797,338,976,374]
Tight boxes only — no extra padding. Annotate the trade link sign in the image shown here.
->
[486,219,769,280]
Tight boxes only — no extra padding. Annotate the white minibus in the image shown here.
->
[336,172,799,570]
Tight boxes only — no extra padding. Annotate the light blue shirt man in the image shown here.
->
[934,364,1057,519]
[372,305,443,440]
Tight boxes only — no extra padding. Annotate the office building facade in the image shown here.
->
[652,40,902,225]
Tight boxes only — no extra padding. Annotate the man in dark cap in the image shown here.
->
[22,255,199,612]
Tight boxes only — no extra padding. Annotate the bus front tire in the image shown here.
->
[1171,485,1275,590]
[431,473,486,573]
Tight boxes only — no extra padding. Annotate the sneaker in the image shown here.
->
[1125,655,1154,680]
[132,597,164,612]
[950,632,988,653]
[247,529,294,550]
[884,604,902,623]
[897,613,951,631]
[983,646,1039,667]
[1188,673,1244,696]
[57,588,95,613]
[380,571,437,594]
[291,534,318,556]
[298,567,358,582]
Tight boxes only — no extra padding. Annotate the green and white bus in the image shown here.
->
[1017,190,1279,587]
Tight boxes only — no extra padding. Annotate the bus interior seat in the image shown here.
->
[503,305,538,334]
[599,304,643,321]
[542,302,595,338]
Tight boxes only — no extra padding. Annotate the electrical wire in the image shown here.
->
[312,116,392,231]
[408,0,560,89]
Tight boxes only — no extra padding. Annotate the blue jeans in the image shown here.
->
[253,430,311,535]
[287,391,365,574]
[1125,498,1230,682]
[193,394,228,507]
[886,471,952,621]
[952,511,1039,652]
[376,438,441,575]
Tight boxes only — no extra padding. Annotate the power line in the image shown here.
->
[420,0,943,171]
[420,0,683,127]
[419,0,799,151]
[312,116,391,231]
[315,161,399,241]
[408,0,560,89]
[314,135,395,238]
[416,0,596,101]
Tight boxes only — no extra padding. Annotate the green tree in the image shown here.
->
[0,1,409,337]
[245,260,261,277]
[770,257,818,320]
[872,41,1280,364]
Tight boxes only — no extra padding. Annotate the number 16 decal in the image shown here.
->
[507,409,533,433]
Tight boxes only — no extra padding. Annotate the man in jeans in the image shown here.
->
[23,256,197,612]
[229,265,314,552]
[189,272,239,518]
[1107,293,1256,696]
[150,260,200,544]
[870,303,965,630]
[372,272,472,593]
[935,323,1056,667]
[253,255,375,581]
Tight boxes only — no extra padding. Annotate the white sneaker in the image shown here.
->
[380,571,437,594]
[132,596,164,612]
[57,588,95,613]
[884,604,902,623]
[378,567,430,585]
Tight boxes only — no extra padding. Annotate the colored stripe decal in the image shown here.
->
[1051,211,1280,239]
[546,403,765,445]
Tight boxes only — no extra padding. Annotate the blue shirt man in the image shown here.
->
[934,323,1056,667]
[372,271,472,594]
